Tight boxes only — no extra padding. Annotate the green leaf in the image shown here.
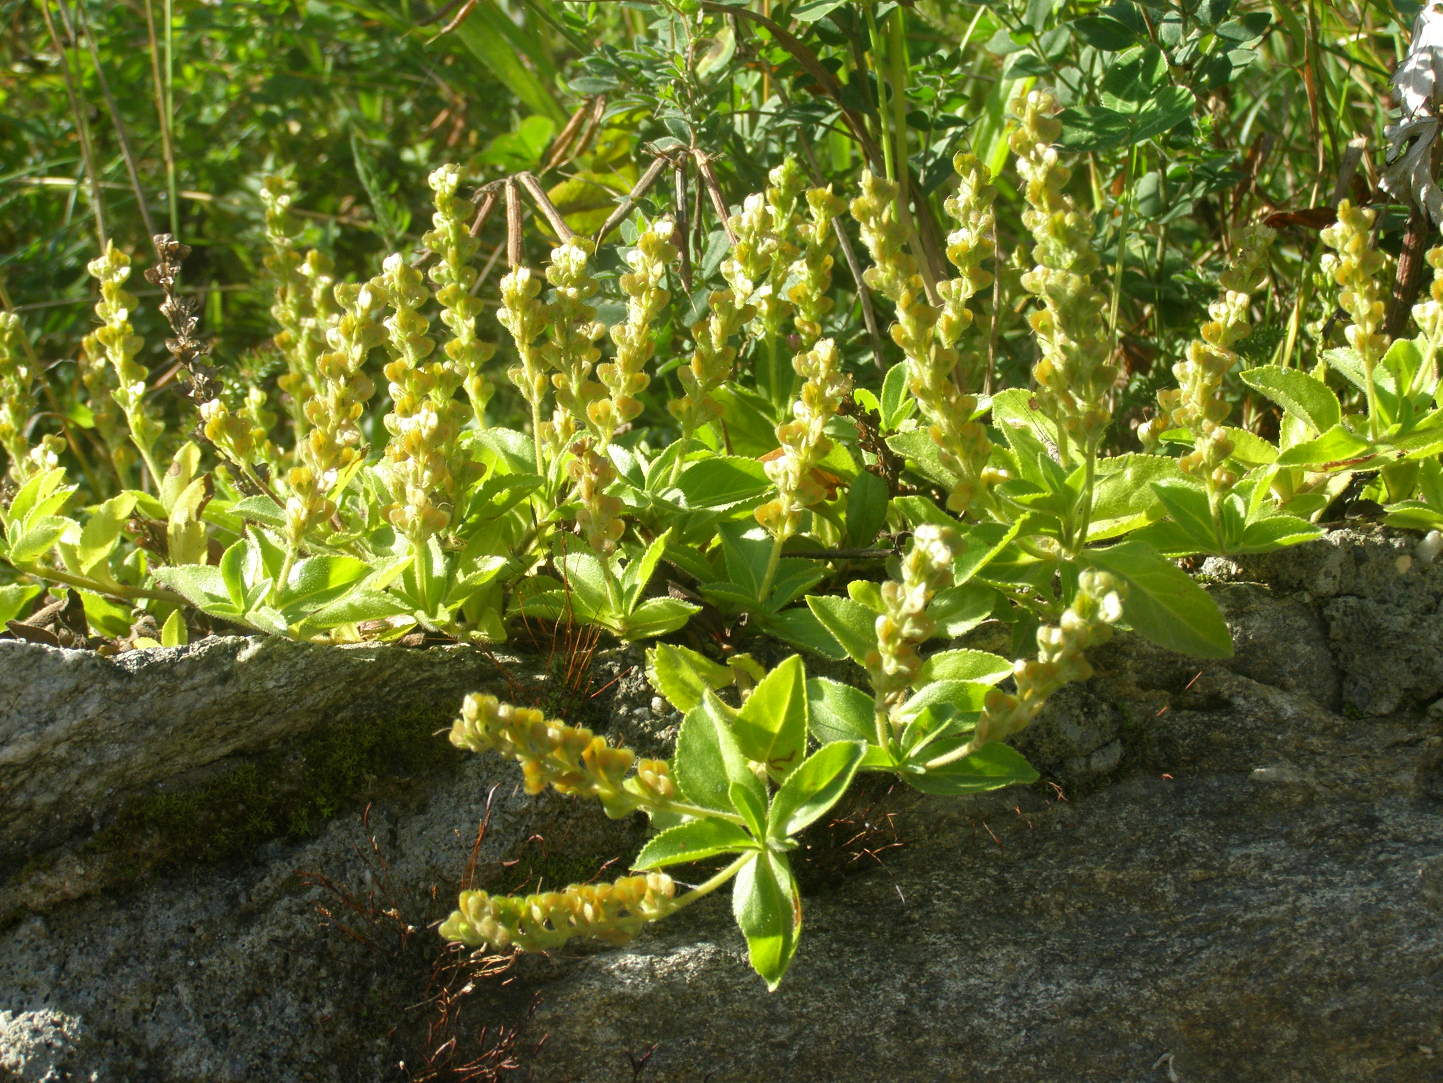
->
[1239,365,1341,434]
[730,780,768,839]
[4,468,72,534]
[297,589,415,632]
[732,851,800,991]
[1060,86,1196,151]
[647,643,734,714]
[1149,478,1220,554]
[1234,514,1322,554]
[0,583,41,624]
[676,457,771,510]
[806,677,876,745]
[673,702,734,814]
[1070,13,1139,49]
[282,555,371,609]
[154,564,232,609]
[8,516,71,564]
[1274,424,1373,467]
[1084,540,1233,658]
[160,608,188,648]
[617,596,700,640]
[897,679,990,722]
[767,740,866,839]
[916,649,1012,686]
[880,361,917,430]
[633,819,756,870]
[623,529,671,607]
[904,742,1039,796]
[953,520,1024,585]
[230,495,286,529]
[1084,455,1179,540]
[844,470,890,548]
[927,582,996,637]
[764,606,848,660]
[886,429,961,489]
[805,594,876,664]
[75,491,138,573]
[735,655,808,781]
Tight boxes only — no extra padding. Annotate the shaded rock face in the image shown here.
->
[1,530,1441,1081]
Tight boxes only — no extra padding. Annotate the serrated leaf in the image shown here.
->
[916,649,1012,686]
[805,594,877,664]
[1274,424,1373,467]
[767,740,865,839]
[1085,540,1233,658]
[1240,365,1341,434]
[735,655,808,781]
[676,456,771,510]
[633,819,756,869]
[806,677,876,745]
[904,742,1039,796]
[648,643,733,714]
[732,851,800,991]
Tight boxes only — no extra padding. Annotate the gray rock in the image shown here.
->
[1,530,1441,1080]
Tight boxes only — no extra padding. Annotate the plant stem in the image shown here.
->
[664,852,753,913]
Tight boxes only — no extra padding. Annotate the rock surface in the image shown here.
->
[1,529,1440,1080]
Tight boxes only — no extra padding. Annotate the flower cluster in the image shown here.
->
[787,187,847,348]
[1141,224,1275,495]
[851,163,994,513]
[722,159,808,340]
[280,279,384,545]
[449,693,676,812]
[86,242,163,487]
[974,569,1125,744]
[755,338,851,541]
[669,289,753,447]
[440,872,677,952]
[541,238,606,452]
[377,254,467,540]
[866,524,959,718]
[568,436,626,554]
[1411,246,1443,345]
[593,217,675,445]
[498,265,550,471]
[424,164,496,417]
[1011,88,1116,463]
[261,176,333,433]
[0,312,51,482]
[1321,200,1392,427]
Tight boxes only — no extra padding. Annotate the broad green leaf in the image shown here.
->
[767,740,866,839]
[805,595,876,664]
[917,649,1012,686]
[633,819,756,870]
[886,429,961,489]
[1149,478,1220,554]
[897,679,990,722]
[1084,540,1233,658]
[160,609,188,648]
[75,492,138,573]
[672,702,733,814]
[904,742,1039,796]
[806,677,876,745]
[647,643,734,714]
[732,851,800,991]
[5,468,73,533]
[297,589,415,631]
[9,516,73,565]
[624,529,671,607]
[283,555,371,608]
[953,520,1025,585]
[155,564,231,608]
[0,583,41,624]
[928,582,996,637]
[1084,455,1179,540]
[230,495,286,529]
[1234,515,1322,554]
[1239,366,1341,434]
[730,780,768,839]
[844,470,890,548]
[1274,424,1373,467]
[880,360,917,430]
[618,596,700,640]
[1222,426,1278,465]
[676,456,771,510]
[764,606,848,660]
[847,579,884,611]
[735,655,808,780]
[558,551,612,613]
